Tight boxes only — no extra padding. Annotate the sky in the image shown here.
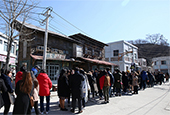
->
[33,0,170,44]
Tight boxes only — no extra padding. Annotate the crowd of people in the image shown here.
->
[57,67,169,113]
[0,64,169,114]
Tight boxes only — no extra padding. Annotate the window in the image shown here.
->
[113,50,119,56]
[105,58,109,61]
[0,40,2,44]
[4,42,8,51]
[11,45,14,53]
[154,61,157,65]
[134,53,137,59]
[161,61,166,65]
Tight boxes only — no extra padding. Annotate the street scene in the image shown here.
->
[1,80,170,115]
[0,0,170,115]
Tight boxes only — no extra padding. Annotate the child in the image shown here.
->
[33,79,40,114]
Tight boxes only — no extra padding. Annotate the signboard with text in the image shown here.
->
[46,53,66,60]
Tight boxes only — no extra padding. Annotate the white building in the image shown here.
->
[138,58,147,71]
[105,40,138,72]
[152,56,170,74]
[0,32,18,68]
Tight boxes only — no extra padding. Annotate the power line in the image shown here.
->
[52,11,89,36]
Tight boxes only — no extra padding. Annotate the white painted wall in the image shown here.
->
[105,40,138,72]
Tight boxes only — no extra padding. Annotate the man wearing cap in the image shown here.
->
[31,65,41,78]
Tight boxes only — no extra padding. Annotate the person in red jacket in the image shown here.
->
[37,69,52,114]
[15,65,27,87]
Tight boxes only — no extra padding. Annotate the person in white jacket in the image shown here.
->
[80,69,91,108]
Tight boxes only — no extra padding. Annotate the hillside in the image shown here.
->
[133,44,170,66]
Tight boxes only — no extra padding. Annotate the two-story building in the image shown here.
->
[152,56,170,74]
[69,33,116,71]
[15,21,116,84]
[0,32,18,69]
[105,40,138,72]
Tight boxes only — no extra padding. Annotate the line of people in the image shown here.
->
[57,67,170,113]
[0,64,169,114]
[0,65,52,115]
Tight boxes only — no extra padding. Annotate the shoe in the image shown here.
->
[115,94,118,96]
[41,112,44,114]
[61,108,68,111]
[78,110,83,113]
[70,109,75,113]
[119,94,121,96]
[107,101,109,103]
[45,111,48,114]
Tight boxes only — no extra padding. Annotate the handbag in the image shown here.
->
[8,92,15,105]
[29,95,34,107]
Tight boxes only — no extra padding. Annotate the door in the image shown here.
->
[47,64,60,84]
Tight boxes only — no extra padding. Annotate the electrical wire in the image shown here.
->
[51,11,90,36]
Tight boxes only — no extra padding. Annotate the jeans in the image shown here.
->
[40,96,50,112]
[109,85,113,96]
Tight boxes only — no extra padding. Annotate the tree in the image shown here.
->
[0,0,38,70]
[146,33,169,46]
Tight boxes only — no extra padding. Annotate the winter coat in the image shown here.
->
[69,71,84,98]
[141,71,148,81]
[108,71,114,85]
[132,76,138,86]
[82,74,90,98]
[13,80,30,115]
[33,87,39,102]
[113,72,122,89]
[87,74,95,91]
[37,73,52,96]
[0,78,7,109]
[0,73,13,105]
[122,74,129,87]
[31,68,38,78]
[57,74,70,98]
[15,71,23,86]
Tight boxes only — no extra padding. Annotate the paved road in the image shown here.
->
[1,81,170,115]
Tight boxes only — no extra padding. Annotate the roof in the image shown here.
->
[69,33,108,46]
[15,20,80,43]
[76,57,117,66]
[107,40,138,49]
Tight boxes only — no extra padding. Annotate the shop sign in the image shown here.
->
[0,55,16,64]
[46,53,66,60]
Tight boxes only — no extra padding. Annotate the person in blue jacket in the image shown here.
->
[31,65,41,78]
[0,69,13,115]
[141,70,149,90]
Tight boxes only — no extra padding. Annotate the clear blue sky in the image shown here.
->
[37,0,170,44]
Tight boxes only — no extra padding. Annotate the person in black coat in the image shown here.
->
[13,71,33,115]
[122,71,129,94]
[57,68,70,111]
[87,71,95,99]
[0,78,7,109]
[69,67,84,113]
[0,69,13,115]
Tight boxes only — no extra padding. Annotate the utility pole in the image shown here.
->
[42,8,51,70]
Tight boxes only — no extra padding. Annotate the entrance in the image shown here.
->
[47,64,60,84]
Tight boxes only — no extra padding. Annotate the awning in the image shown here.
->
[76,57,117,66]
[30,54,71,62]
